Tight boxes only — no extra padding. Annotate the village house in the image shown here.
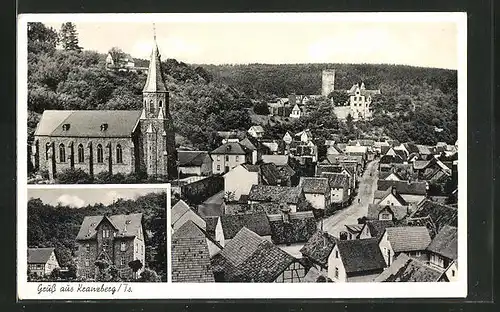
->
[211,227,307,282]
[217,212,272,246]
[413,157,452,183]
[326,144,343,155]
[378,226,432,267]
[224,164,260,202]
[32,37,177,181]
[367,203,411,222]
[341,224,365,240]
[171,199,206,233]
[171,220,216,282]
[324,155,364,173]
[75,213,145,280]
[247,125,265,139]
[374,254,445,282]
[344,82,381,120]
[358,220,395,239]
[210,141,253,174]
[316,164,356,189]
[177,150,212,176]
[410,199,458,234]
[267,210,317,258]
[376,180,428,208]
[105,52,136,70]
[288,140,318,164]
[299,177,331,210]
[248,185,307,212]
[395,142,420,158]
[239,137,265,164]
[325,173,350,206]
[328,238,386,282]
[290,104,302,118]
[373,186,408,206]
[27,247,61,277]
[300,230,337,275]
[426,225,458,281]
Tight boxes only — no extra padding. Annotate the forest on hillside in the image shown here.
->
[202,63,458,145]
[27,22,252,152]
[27,22,457,151]
[27,192,167,281]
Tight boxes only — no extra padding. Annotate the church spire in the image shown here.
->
[143,24,167,93]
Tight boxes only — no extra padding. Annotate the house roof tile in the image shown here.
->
[411,199,458,233]
[426,225,457,260]
[211,142,250,155]
[171,220,215,282]
[76,213,143,240]
[385,226,432,253]
[267,211,317,245]
[248,185,302,204]
[367,204,409,220]
[27,247,56,264]
[364,220,395,238]
[177,150,210,167]
[220,213,271,239]
[374,254,443,282]
[337,238,386,273]
[300,177,330,194]
[377,180,427,195]
[300,231,337,267]
[326,173,349,189]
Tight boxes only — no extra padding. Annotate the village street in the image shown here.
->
[321,159,379,237]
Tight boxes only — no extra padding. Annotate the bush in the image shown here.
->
[138,268,161,282]
[95,171,126,184]
[253,102,270,115]
[55,168,93,184]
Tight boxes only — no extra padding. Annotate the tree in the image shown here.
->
[108,47,127,67]
[138,268,161,282]
[55,168,93,184]
[128,259,143,280]
[253,101,270,115]
[59,22,82,52]
[328,90,349,106]
[28,22,58,55]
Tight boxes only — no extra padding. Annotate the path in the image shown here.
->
[321,159,379,237]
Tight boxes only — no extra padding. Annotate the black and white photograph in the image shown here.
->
[17,12,467,299]
[26,186,167,283]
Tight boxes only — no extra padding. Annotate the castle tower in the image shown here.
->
[140,28,177,179]
[321,70,335,97]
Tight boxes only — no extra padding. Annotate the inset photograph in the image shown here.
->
[27,186,167,282]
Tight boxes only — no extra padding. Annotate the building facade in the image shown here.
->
[75,213,146,280]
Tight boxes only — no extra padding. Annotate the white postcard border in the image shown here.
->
[17,12,468,299]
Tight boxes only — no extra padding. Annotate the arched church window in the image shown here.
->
[59,144,65,162]
[77,144,84,163]
[116,144,123,163]
[159,100,162,108]
[97,144,103,163]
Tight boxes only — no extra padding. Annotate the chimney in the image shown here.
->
[280,203,291,223]
[391,186,397,196]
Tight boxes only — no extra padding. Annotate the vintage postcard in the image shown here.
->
[18,12,466,299]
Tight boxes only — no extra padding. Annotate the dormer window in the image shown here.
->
[100,123,108,131]
[62,124,70,131]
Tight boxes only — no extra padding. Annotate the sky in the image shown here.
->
[28,187,167,208]
[41,14,461,69]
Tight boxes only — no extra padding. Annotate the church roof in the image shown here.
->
[143,42,167,93]
[34,110,142,138]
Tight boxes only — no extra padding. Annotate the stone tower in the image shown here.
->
[139,32,177,179]
[321,70,335,97]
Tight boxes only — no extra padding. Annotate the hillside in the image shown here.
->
[27,192,167,280]
[202,63,458,145]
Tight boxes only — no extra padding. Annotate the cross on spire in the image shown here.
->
[153,23,156,41]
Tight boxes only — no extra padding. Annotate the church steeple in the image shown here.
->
[142,24,168,119]
[143,25,167,93]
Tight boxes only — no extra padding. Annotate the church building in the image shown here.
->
[31,35,177,181]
